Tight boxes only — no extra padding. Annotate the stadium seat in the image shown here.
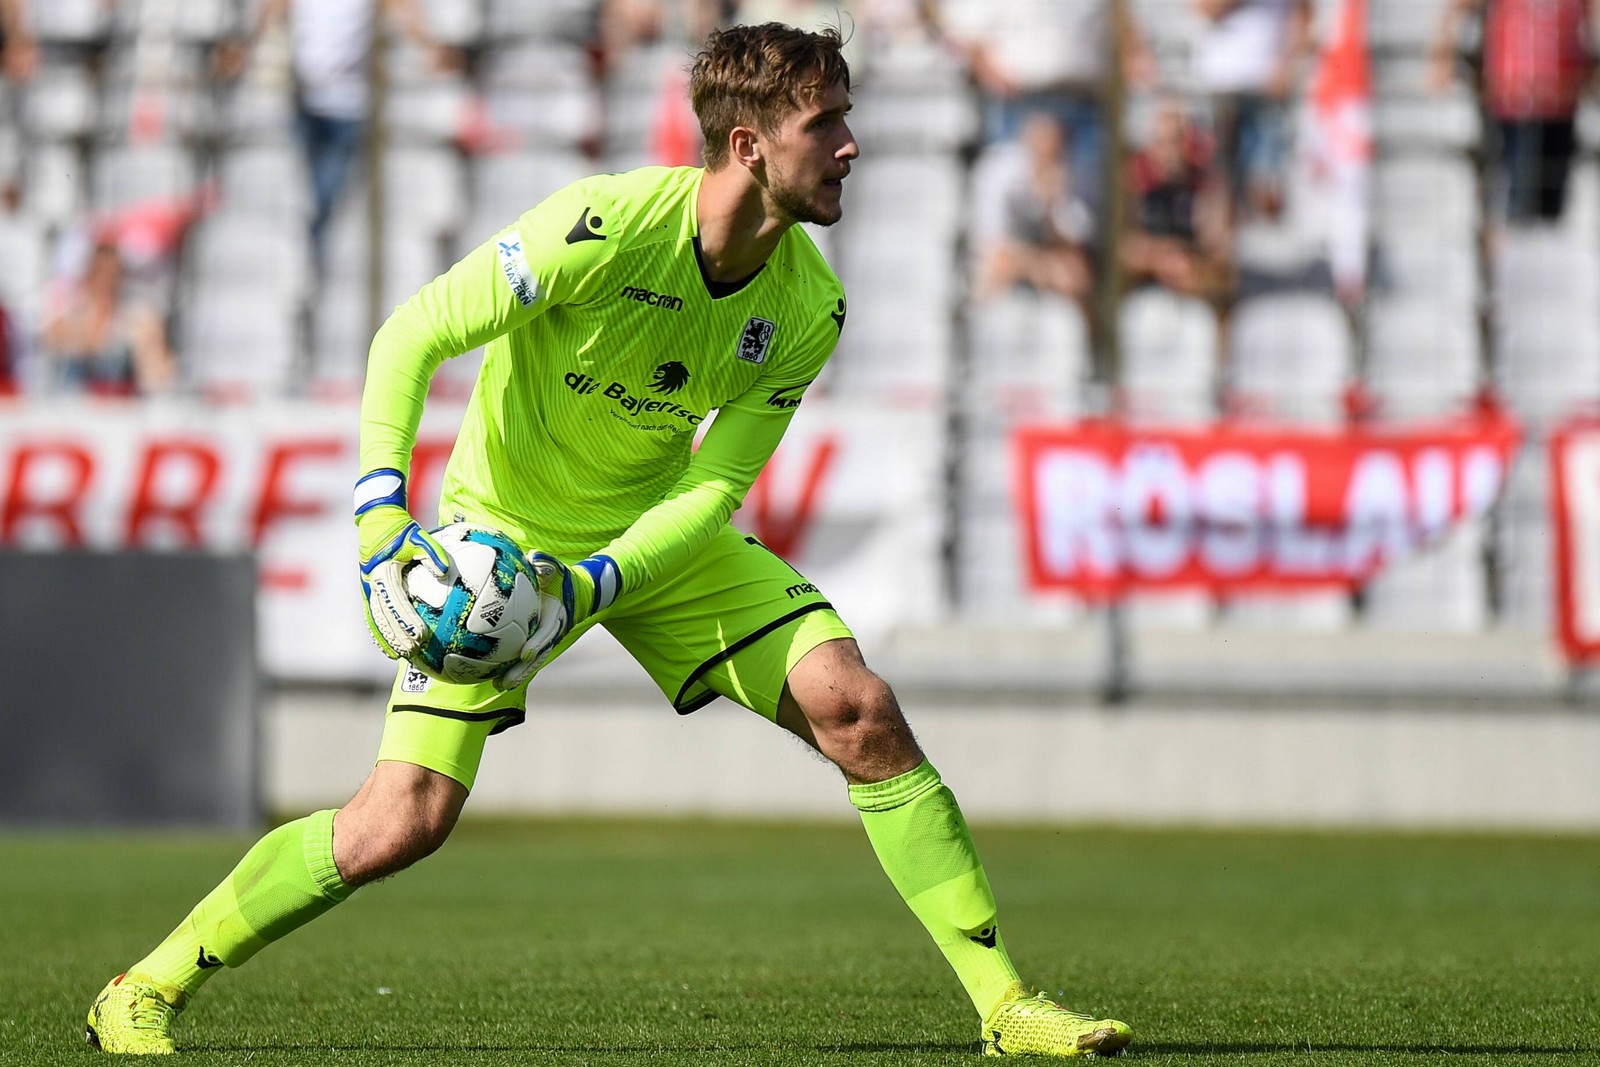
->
[381,81,472,145]
[1227,293,1353,424]
[28,0,110,43]
[1373,156,1479,240]
[172,0,240,43]
[467,151,592,230]
[1493,441,1553,632]
[24,64,98,141]
[482,0,594,42]
[826,298,952,402]
[1364,296,1479,418]
[1374,94,1481,153]
[1494,304,1600,427]
[483,85,600,151]
[179,283,299,398]
[217,82,297,146]
[967,289,1090,414]
[1373,235,1478,308]
[0,212,48,331]
[955,508,1088,626]
[1369,0,1454,49]
[217,144,307,218]
[1118,287,1219,423]
[1493,228,1599,306]
[852,154,964,233]
[427,0,485,46]
[382,146,468,237]
[306,280,369,388]
[91,145,199,214]
[1363,520,1489,631]
[378,232,450,317]
[185,212,310,302]
[22,142,86,226]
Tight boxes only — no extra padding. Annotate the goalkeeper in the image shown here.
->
[85,22,1130,1059]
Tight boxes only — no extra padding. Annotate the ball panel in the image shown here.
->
[400,523,541,684]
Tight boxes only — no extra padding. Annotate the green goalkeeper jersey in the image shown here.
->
[359,165,846,595]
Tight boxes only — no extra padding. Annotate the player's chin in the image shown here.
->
[809,185,846,226]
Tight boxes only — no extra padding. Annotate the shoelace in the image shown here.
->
[1011,992,1095,1022]
[126,992,175,1031]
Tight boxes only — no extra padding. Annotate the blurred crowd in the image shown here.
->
[0,0,1593,404]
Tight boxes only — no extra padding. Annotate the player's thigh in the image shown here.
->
[375,663,528,792]
[604,527,854,719]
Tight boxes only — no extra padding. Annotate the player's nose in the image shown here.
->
[837,123,859,161]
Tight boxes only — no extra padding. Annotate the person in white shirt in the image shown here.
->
[941,0,1153,211]
[1191,0,1312,221]
[214,0,460,270]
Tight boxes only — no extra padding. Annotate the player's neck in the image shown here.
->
[696,166,792,283]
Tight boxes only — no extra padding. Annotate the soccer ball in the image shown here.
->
[403,524,541,684]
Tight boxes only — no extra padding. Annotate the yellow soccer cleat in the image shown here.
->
[85,973,187,1055]
[982,981,1133,1057]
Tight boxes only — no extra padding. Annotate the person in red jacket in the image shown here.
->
[1431,0,1600,223]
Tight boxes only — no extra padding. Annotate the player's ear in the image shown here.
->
[729,124,762,172]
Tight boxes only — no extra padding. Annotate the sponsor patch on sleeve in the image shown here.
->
[495,233,540,307]
[765,382,810,410]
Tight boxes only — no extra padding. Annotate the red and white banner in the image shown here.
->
[1015,407,1520,597]
[0,398,943,681]
[1551,417,1600,664]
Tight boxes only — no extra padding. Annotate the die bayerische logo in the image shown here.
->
[651,361,690,394]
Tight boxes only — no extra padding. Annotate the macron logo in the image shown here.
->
[620,285,684,311]
[566,207,607,244]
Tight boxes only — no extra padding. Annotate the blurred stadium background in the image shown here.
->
[1,0,1598,832]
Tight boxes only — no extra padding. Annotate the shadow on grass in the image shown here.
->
[1143,1042,1600,1056]
[183,1040,976,1055]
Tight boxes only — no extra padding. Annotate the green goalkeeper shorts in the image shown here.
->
[376,524,854,790]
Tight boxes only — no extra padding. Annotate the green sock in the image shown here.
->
[850,760,1020,1020]
[129,809,353,997]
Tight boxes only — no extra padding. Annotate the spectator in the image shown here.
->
[970,113,1095,308]
[1191,0,1313,222]
[40,238,175,396]
[213,0,462,273]
[0,0,37,84]
[1121,97,1232,303]
[1429,0,1598,225]
[0,177,43,392]
[941,0,1154,212]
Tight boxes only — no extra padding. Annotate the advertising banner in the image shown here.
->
[1551,417,1600,664]
[0,398,943,680]
[1015,407,1520,597]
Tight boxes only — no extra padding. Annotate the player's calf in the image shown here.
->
[333,762,466,885]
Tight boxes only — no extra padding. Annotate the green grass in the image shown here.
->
[1,820,1597,1065]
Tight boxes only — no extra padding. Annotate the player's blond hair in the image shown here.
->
[690,22,851,171]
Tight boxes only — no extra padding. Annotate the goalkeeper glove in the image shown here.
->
[494,551,621,690]
[354,468,451,660]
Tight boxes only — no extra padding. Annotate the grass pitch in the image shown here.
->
[1,820,1596,1065]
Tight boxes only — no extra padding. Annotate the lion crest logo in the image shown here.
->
[651,361,690,394]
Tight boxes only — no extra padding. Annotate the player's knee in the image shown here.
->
[804,671,917,771]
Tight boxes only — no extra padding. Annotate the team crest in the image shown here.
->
[401,665,432,694]
[736,317,776,365]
